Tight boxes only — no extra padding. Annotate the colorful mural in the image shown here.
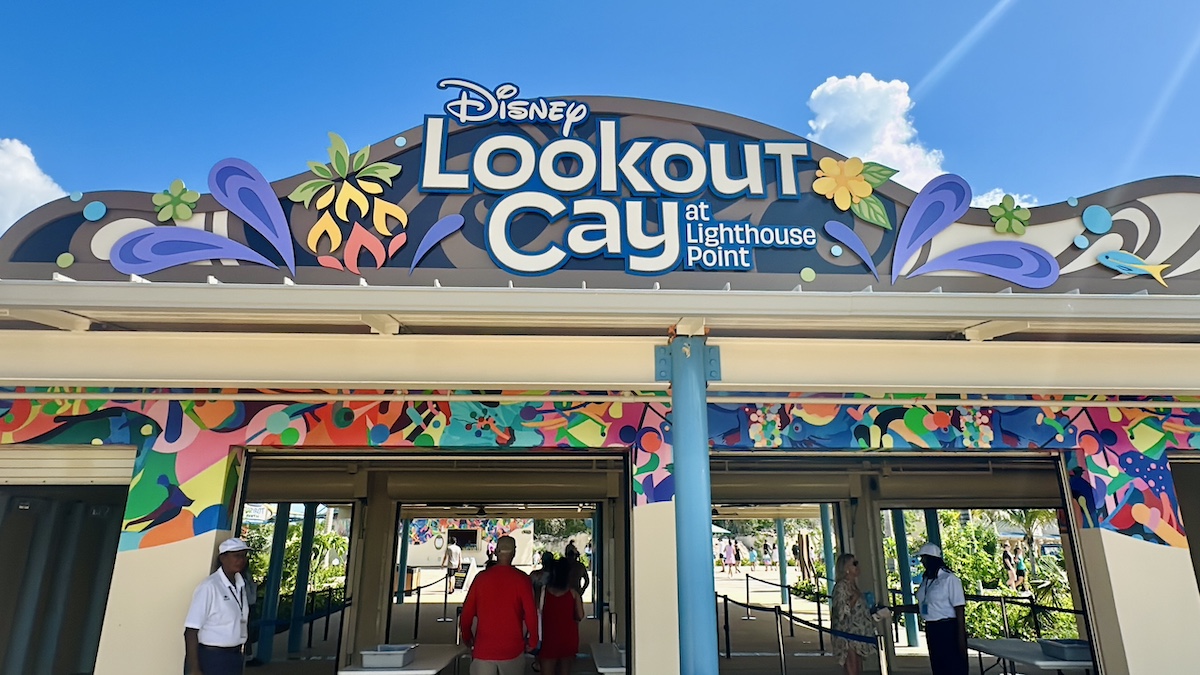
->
[1,390,1194,549]
[407,518,532,547]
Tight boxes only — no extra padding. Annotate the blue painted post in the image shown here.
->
[775,518,788,605]
[397,519,411,604]
[891,509,919,647]
[820,504,836,596]
[924,509,943,550]
[664,336,720,675]
[288,503,318,654]
[258,502,291,663]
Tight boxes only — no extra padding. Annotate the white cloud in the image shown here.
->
[0,138,66,234]
[805,73,1037,205]
[807,74,945,190]
[970,188,1039,208]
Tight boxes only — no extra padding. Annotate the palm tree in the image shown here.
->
[988,509,1056,574]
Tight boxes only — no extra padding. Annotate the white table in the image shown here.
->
[591,642,626,673]
[339,644,468,675]
[968,638,1092,675]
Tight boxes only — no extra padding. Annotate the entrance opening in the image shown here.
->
[710,453,1097,675]
[1169,456,1200,591]
[241,451,630,674]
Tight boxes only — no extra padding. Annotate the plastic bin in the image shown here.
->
[1039,639,1090,661]
[361,644,417,668]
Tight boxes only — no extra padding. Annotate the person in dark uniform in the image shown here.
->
[891,544,968,675]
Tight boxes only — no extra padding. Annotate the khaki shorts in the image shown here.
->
[468,654,525,675]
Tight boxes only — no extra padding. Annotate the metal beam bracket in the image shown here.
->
[704,345,722,382]
[654,345,671,382]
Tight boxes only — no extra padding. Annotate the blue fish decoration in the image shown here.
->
[1097,250,1170,287]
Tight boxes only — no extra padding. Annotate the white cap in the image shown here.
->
[917,543,942,558]
[218,537,250,554]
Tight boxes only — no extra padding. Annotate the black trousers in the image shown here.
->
[197,645,244,675]
[925,619,968,675]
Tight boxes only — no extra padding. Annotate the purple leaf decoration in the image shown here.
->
[892,174,972,283]
[208,158,295,274]
[110,227,277,275]
[408,214,465,274]
[909,241,1061,289]
[823,220,878,281]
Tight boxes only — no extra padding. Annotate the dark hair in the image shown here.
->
[547,557,573,591]
[540,551,555,567]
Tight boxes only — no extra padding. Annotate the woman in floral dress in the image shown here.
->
[831,553,877,675]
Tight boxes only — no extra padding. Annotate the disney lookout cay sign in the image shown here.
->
[4,78,1200,294]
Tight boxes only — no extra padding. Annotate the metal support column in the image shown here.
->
[657,334,721,675]
[289,503,318,654]
[775,518,788,605]
[258,502,291,663]
[924,509,942,550]
[891,509,919,647]
[76,507,121,674]
[592,506,603,619]
[820,504,836,596]
[396,519,411,604]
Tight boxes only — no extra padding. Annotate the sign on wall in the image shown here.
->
[3,79,1199,294]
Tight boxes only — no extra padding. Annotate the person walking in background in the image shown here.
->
[830,553,878,675]
[772,543,781,569]
[537,558,585,675]
[733,540,744,574]
[1014,544,1031,593]
[460,536,538,675]
[443,536,463,594]
[1001,542,1016,590]
[565,545,590,602]
[723,539,736,578]
[892,544,968,675]
[184,537,251,675]
[748,545,759,571]
[762,542,773,571]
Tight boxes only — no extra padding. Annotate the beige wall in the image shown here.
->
[94,531,227,675]
[1078,528,1200,674]
[631,501,679,675]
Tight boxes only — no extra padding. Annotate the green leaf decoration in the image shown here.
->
[307,162,333,179]
[287,178,334,208]
[151,192,173,207]
[850,193,892,230]
[859,162,898,188]
[357,162,402,186]
[352,145,371,173]
[181,190,200,204]
[327,132,350,178]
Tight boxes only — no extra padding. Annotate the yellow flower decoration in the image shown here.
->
[813,157,873,211]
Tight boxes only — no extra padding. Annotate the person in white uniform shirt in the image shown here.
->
[184,537,251,675]
[891,543,968,675]
[443,536,463,594]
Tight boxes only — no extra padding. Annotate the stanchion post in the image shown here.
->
[436,571,454,623]
[723,596,731,659]
[787,591,794,638]
[1000,595,1011,638]
[742,575,755,620]
[816,595,825,653]
[775,606,788,675]
[413,585,422,640]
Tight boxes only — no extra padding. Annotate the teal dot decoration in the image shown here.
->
[830,245,844,257]
[800,267,817,282]
[69,192,83,202]
[1074,235,1089,249]
[1082,205,1112,234]
[266,411,291,435]
[82,201,107,221]
[1067,197,1078,207]
[394,136,408,147]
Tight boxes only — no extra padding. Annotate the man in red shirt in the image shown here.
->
[460,535,538,675]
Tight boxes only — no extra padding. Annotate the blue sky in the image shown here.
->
[3,1,1200,229]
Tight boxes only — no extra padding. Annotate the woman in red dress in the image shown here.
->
[538,558,584,675]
